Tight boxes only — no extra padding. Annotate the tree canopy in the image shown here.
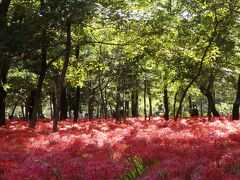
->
[0,0,240,130]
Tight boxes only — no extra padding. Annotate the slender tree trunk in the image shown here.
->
[125,100,129,118]
[232,75,240,120]
[173,91,178,120]
[88,88,95,120]
[104,88,108,118]
[60,86,68,120]
[28,89,36,121]
[96,99,100,118]
[147,87,152,120]
[73,86,80,122]
[38,101,43,118]
[200,99,203,116]
[99,77,106,119]
[50,93,53,119]
[115,86,121,121]
[144,80,147,121]
[188,95,192,113]
[232,77,240,118]
[51,91,56,118]
[131,89,139,117]
[21,105,25,118]
[53,20,71,132]
[10,104,17,118]
[67,89,73,118]
[163,87,169,120]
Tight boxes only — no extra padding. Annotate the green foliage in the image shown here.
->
[121,156,145,179]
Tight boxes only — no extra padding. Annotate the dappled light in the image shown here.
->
[1,117,240,179]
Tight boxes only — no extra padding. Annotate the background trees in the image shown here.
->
[1,0,240,131]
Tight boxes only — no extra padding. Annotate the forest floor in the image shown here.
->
[1,116,240,179]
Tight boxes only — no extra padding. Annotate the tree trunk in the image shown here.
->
[115,86,121,121]
[53,20,71,132]
[0,86,7,125]
[163,87,169,120]
[51,91,56,118]
[29,0,48,128]
[188,95,192,113]
[206,90,220,117]
[28,89,36,122]
[131,89,139,117]
[104,88,108,118]
[148,87,152,120]
[29,55,47,127]
[67,89,73,118]
[99,77,106,119]
[88,87,95,120]
[144,80,147,121]
[0,0,11,126]
[38,101,43,118]
[10,104,17,118]
[60,86,68,120]
[125,100,129,118]
[50,93,53,119]
[173,91,178,120]
[73,86,80,122]
[21,105,25,119]
[232,75,240,120]
[200,72,220,118]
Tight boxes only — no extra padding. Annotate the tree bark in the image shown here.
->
[99,77,107,119]
[21,105,25,119]
[28,89,36,122]
[163,87,169,120]
[29,0,48,128]
[0,0,11,126]
[188,95,192,113]
[88,86,95,120]
[147,86,152,120]
[125,100,129,118]
[131,89,139,117]
[53,19,71,132]
[60,86,68,120]
[200,72,220,117]
[51,91,56,118]
[73,86,80,122]
[30,43,47,128]
[173,91,178,120]
[232,74,240,120]
[10,104,17,118]
[144,80,147,121]
[205,90,220,117]
[115,86,121,121]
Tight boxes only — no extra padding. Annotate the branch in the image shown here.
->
[175,19,221,120]
[46,49,65,68]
